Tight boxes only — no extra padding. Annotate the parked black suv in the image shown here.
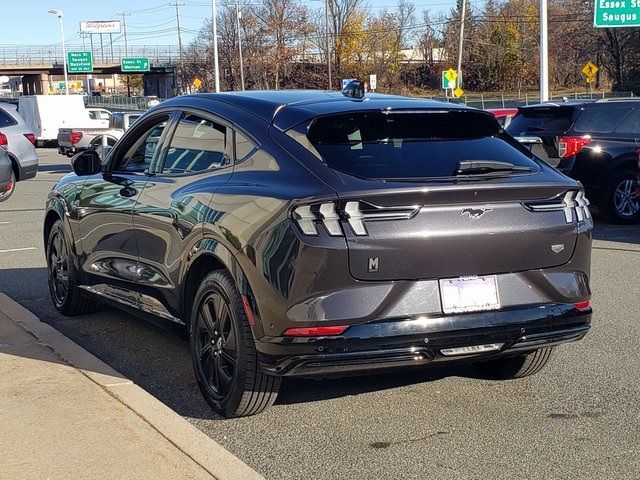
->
[507,99,640,223]
[45,91,593,417]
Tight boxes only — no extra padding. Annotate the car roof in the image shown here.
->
[168,90,479,131]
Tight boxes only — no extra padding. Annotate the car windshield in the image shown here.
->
[305,111,539,180]
[506,106,575,135]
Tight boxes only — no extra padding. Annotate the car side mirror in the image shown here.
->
[72,150,102,176]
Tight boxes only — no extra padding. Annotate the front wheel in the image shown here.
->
[190,270,280,417]
[474,347,554,379]
[600,170,640,224]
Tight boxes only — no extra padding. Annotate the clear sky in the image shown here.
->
[3,0,467,47]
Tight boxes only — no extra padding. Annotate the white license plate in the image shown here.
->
[439,276,500,314]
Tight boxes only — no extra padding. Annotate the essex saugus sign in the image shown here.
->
[594,0,640,27]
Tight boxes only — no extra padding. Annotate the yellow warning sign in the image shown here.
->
[581,61,598,79]
[192,77,202,88]
[445,68,458,83]
[453,87,464,98]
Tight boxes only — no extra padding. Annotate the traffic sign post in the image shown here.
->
[67,51,93,73]
[369,74,377,92]
[121,57,150,72]
[594,2,640,27]
[442,69,463,98]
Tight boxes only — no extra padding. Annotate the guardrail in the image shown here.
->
[84,95,162,111]
[0,44,185,66]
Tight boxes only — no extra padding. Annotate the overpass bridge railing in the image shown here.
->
[0,44,189,66]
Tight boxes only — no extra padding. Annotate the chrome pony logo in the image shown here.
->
[461,208,493,220]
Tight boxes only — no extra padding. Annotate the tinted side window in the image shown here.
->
[235,131,258,162]
[0,109,17,127]
[613,108,640,135]
[162,114,230,174]
[112,116,169,173]
[573,105,633,134]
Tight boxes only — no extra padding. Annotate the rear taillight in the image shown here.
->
[69,131,83,145]
[283,325,349,337]
[0,133,7,146]
[292,201,420,237]
[523,189,591,223]
[573,300,592,312]
[23,133,37,145]
[558,135,591,159]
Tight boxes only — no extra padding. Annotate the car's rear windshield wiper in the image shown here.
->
[455,160,534,175]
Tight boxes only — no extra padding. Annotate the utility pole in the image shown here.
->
[211,0,221,92]
[325,0,332,90]
[170,3,185,93]
[233,3,245,90]
[117,12,131,57]
[456,0,466,90]
[49,9,69,95]
[540,0,549,102]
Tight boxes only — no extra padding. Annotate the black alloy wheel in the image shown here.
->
[46,220,95,315]
[190,270,280,417]
[601,170,640,224]
[194,291,239,401]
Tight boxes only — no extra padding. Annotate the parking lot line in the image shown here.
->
[0,247,38,254]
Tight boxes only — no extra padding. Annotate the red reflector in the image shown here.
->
[283,325,349,337]
[558,136,591,159]
[240,295,256,327]
[23,133,37,146]
[573,300,592,311]
[69,131,83,145]
[0,133,7,146]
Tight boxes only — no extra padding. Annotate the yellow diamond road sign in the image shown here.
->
[453,87,464,98]
[445,68,458,83]
[192,77,202,88]
[582,61,598,79]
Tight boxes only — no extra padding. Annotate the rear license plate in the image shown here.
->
[439,276,500,314]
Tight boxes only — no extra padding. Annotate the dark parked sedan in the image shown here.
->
[44,91,593,417]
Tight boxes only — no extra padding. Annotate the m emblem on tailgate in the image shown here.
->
[368,257,379,273]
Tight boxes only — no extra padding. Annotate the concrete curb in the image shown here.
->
[0,292,265,480]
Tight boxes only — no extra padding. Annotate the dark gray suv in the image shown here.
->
[44,91,593,417]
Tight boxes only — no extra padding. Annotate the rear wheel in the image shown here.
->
[46,220,95,316]
[600,170,640,224]
[474,347,554,379]
[190,270,280,417]
[0,170,15,202]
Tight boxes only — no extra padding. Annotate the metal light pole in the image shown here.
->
[49,9,69,95]
[540,0,549,102]
[325,0,332,90]
[211,0,221,92]
[235,3,245,90]
[456,0,466,89]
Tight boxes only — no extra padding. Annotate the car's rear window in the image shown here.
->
[506,107,575,135]
[306,111,539,180]
[573,105,632,134]
[0,109,17,127]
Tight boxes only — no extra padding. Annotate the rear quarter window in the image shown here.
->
[573,105,633,134]
[0,109,17,127]
[305,111,539,180]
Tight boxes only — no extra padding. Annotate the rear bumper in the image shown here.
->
[16,157,38,181]
[256,304,591,377]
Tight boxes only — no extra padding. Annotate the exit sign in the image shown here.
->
[67,51,93,73]
[121,57,150,72]
[594,1,640,27]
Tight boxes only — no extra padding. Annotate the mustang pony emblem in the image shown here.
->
[461,208,493,220]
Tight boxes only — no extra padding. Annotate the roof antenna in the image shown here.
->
[342,79,365,99]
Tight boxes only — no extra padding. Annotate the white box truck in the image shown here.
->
[18,95,102,145]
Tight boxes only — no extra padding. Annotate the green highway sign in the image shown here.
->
[594,1,640,27]
[67,51,93,73]
[121,57,150,72]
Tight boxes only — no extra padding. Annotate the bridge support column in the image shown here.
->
[21,74,49,95]
[143,70,175,99]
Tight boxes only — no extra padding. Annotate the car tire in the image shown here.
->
[599,170,640,224]
[474,347,554,379]
[0,170,15,202]
[46,220,96,316]
[190,270,280,418]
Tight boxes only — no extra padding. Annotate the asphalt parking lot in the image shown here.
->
[1,148,639,480]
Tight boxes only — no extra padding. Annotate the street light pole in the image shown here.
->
[211,0,221,92]
[456,0,466,90]
[49,9,69,95]
[540,0,549,102]
[235,3,245,90]
[324,0,332,90]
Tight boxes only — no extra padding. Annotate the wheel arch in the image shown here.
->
[596,153,638,188]
[7,152,20,181]
[180,239,264,338]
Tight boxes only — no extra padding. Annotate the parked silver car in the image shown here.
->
[0,146,13,201]
[0,102,38,188]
